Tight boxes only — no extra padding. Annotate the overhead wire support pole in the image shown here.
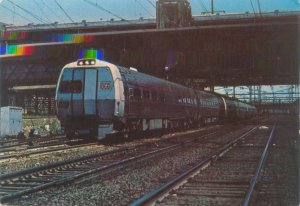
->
[249,0,257,17]
[83,0,128,21]
[54,0,74,23]
[257,0,262,16]
[211,0,214,14]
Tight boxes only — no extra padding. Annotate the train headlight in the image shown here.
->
[77,59,96,66]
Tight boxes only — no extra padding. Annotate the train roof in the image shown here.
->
[63,58,195,94]
[63,58,115,68]
[206,91,256,107]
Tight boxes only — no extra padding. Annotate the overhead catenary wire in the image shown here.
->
[198,0,214,19]
[249,0,257,16]
[40,0,67,23]
[145,0,156,9]
[135,0,154,17]
[34,0,51,22]
[6,0,50,24]
[0,4,33,23]
[83,0,128,21]
[257,0,262,15]
[54,0,74,23]
[199,0,210,14]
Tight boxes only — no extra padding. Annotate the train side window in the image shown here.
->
[144,90,150,100]
[152,92,157,101]
[133,88,141,99]
[59,80,82,93]
[159,94,165,102]
[72,80,82,93]
[59,81,70,93]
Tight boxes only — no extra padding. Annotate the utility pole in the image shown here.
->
[233,86,235,98]
[258,86,261,105]
[248,86,252,103]
[211,0,214,14]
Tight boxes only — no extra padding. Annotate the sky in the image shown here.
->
[0,0,299,26]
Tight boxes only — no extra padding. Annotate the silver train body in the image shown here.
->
[55,59,256,140]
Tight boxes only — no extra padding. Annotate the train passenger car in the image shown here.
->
[56,59,198,140]
[116,65,198,133]
[217,95,257,122]
[194,90,222,124]
[235,101,257,119]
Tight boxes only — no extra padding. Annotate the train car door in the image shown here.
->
[84,69,97,115]
[121,74,130,115]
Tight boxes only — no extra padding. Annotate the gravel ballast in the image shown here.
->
[8,125,251,206]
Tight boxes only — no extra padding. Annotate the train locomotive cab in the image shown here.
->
[55,59,125,140]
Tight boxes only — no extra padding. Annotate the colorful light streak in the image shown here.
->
[0,44,33,57]
[52,33,95,43]
[166,52,186,67]
[0,33,96,58]
[78,49,104,60]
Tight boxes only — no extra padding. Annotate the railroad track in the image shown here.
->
[0,136,93,160]
[0,136,69,152]
[0,126,234,203]
[0,141,97,160]
[0,135,66,147]
[131,124,275,206]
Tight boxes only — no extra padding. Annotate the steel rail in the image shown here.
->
[0,147,127,181]
[242,123,277,206]
[0,136,66,149]
[0,142,97,160]
[0,131,219,203]
[1,129,217,180]
[0,143,180,203]
[130,126,258,206]
[0,135,65,147]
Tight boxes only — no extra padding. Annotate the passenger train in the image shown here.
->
[55,58,256,140]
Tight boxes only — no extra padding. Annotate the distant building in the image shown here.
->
[156,0,192,29]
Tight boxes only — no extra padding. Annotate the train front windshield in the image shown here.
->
[59,80,82,93]
[57,66,115,116]
[58,68,85,94]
